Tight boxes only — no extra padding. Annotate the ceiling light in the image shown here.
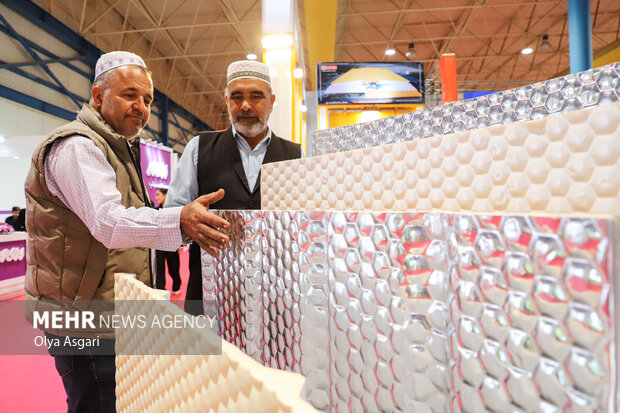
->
[539,34,552,51]
[262,34,293,50]
[405,42,417,59]
[384,48,396,56]
[13,156,19,160]
[521,46,534,55]
[246,53,258,60]
[0,136,5,144]
[293,68,304,79]
[300,104,307,113]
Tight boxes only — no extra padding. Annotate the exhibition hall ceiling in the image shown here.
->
[32,0,620,130]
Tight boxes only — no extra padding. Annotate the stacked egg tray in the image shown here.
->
[114,273,317,413]
[200,66,620,413]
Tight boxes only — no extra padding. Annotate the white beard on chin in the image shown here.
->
[231,114,267,138]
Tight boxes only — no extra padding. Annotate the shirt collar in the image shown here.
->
[231,124,272,151]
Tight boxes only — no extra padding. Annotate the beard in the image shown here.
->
[230,111,268,138]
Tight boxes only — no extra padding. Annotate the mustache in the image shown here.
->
[126,111,145,120]
[237,110,258,119]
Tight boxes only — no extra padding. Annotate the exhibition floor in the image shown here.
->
[0,248,190,413]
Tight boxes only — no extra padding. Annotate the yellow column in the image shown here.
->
[263,1,294,142]
[304,0,337,91]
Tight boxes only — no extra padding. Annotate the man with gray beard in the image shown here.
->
[166,60,302,315]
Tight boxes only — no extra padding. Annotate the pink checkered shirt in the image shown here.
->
[44,135,183,251]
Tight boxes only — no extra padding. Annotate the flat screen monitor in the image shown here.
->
[317,62,425,105]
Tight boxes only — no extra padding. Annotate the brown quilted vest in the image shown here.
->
[23,104,151,337]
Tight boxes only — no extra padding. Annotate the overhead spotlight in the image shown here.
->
[384,48,396,56]
[521,46,534,55]
[262,34,293,49]
[539,34,552,51]
[246,53,258,60]
[405,42,417,59]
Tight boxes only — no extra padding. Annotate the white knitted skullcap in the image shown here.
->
[227,60,271,85]
[94,51,147,81]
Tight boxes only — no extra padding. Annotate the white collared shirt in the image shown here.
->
[231,124,272,191]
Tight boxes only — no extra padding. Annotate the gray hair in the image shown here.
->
[89,66,152,105]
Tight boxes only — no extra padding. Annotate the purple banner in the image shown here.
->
[139,142,172,206]
[0,240,26,281]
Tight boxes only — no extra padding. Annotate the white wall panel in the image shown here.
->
[0,97,65,136]
[0,97,65,208]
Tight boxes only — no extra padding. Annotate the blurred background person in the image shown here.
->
[154,188,181,294]
[5,206,25,231]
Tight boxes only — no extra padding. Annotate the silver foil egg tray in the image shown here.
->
[202,211,617,413]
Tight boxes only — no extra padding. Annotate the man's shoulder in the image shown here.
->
[196,128,233,149]
[197,128,232,140]
[271,134,301,150]
[49,120,94,141]
[266,134,302,161]
[31,121,96,169]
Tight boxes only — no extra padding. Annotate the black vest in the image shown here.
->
[196,127,301,208]
[185,127,301,313]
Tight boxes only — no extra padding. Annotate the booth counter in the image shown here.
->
[0,232,26,299]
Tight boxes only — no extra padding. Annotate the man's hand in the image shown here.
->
[180,189,230,258]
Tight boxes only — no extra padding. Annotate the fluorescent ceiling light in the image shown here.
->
[384,48,396,56]
[246,53,258,60]
[521,46,534,55]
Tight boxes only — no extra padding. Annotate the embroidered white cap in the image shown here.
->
[226,60,271,85]
[94,51,147,81]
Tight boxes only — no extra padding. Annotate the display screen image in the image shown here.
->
[317,62,424,105]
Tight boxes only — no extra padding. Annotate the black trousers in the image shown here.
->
[155,249,181,291]
[46,333,115,413]
[184,242,203,315]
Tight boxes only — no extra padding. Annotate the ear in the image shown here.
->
[270,93,276,106]
[91,86,104,109]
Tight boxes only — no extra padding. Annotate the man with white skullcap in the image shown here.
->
[23,51,230,413]
[166,60,302,315]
